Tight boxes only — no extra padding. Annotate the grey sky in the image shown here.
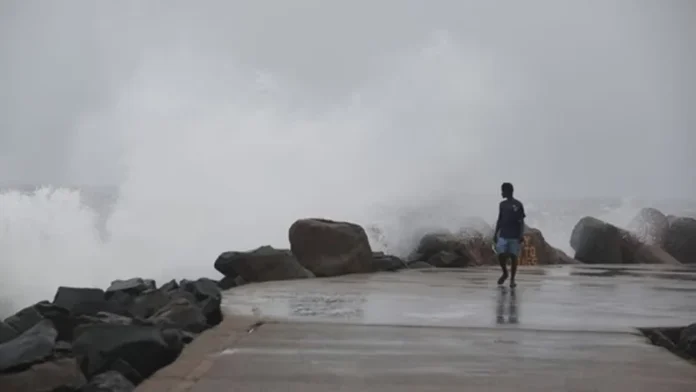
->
[1,0,694,198]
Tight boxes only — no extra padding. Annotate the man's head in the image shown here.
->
[501,182,514,199]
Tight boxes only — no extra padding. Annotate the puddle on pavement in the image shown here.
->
[289,294,366,319]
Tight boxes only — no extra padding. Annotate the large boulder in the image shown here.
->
[72,324,183,382]
[662,217,696,264]
[106,278,156,299]
[53,286,126,316]
[627,207,669,246]
[289,218,375,277]
[570,216,681,264]
[520,227,579,265]
[0,357,86,391]
[678,323,696,358]
[571,217,623,263]
[0,321,18,344]
[147,297,207,334]
[128,289,171,320]
[179,278,223,327]
[0,319,57,372]
[4,303,48,335]
[215,246,314,282]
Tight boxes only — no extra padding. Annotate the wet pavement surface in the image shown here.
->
[222,264,696,332]
[138,265,696,391]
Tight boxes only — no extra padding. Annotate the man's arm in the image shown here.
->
[494,202,502,240]
[518,202,526,241]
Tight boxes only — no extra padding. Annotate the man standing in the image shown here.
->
[494,182,526,288]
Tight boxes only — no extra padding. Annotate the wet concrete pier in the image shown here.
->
[138,265,696,391]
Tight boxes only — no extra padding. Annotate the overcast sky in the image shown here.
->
[1,0,694,198]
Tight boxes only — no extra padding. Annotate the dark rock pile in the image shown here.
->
[406,225,576,267]
[0,277,222,391]
[640,322,696,361]
[213,218,577,287]
[571,209,695,264]
[215,218,411,282]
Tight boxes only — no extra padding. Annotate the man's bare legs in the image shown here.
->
[509,255,518,288]
[497,253,509,285]
[498,253,518,287]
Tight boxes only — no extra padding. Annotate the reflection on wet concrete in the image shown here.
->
[496,287,519,325]
[222,264,696,333]
[289,293,366,319]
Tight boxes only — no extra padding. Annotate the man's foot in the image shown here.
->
[497,273,508,285]
[509,281,517,288]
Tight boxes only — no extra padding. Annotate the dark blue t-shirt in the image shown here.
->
[496,198,526,239]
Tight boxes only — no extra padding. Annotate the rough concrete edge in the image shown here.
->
[637,326,695,365]
[135,316,263,392]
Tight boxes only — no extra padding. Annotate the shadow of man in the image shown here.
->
[496,287,519,325]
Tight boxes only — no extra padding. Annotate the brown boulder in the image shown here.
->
[662,217,696,264]
[214,246,314,283]
[570,217,680,264]
[519,227,579,265]
[289,218,374,277]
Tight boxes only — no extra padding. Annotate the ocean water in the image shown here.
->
[2,184,695,318]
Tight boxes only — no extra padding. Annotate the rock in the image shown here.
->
[662,217,696,264]
[571,217,624,263]
[159,280,179,292]
[4,304,45,334]
[678,323,696,357]
[414,232,493,267]
[217,275,237,290]
[0,319,57,372]
[627,207,668,246]
[571,216,681,264]
[215,246,314,282]
[147,298,207,333]
[289,218,375,277]
[0,357,86,392]
[631,242,682,265]
[427,250,470,267]
[106,278,156,299]
[0,321,18,344]
[128,289,171,320]
[179,278,223,327]
[556,249,581,265]
[408,261,435,269]
[35,302,83,343]
[53,287,124,316]
[81,370,135,392]
[54,341,73,357]
[371,252,407,272]
[81,312,134,326]
[520,227,578,265]
[72,323,183,381]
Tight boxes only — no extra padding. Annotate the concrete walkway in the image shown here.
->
[138,265,696,391]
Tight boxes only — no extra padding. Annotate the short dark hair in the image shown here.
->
[501,182,514,196]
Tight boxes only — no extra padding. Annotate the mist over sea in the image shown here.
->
[2,184,695,317]
[1,1,694,316]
